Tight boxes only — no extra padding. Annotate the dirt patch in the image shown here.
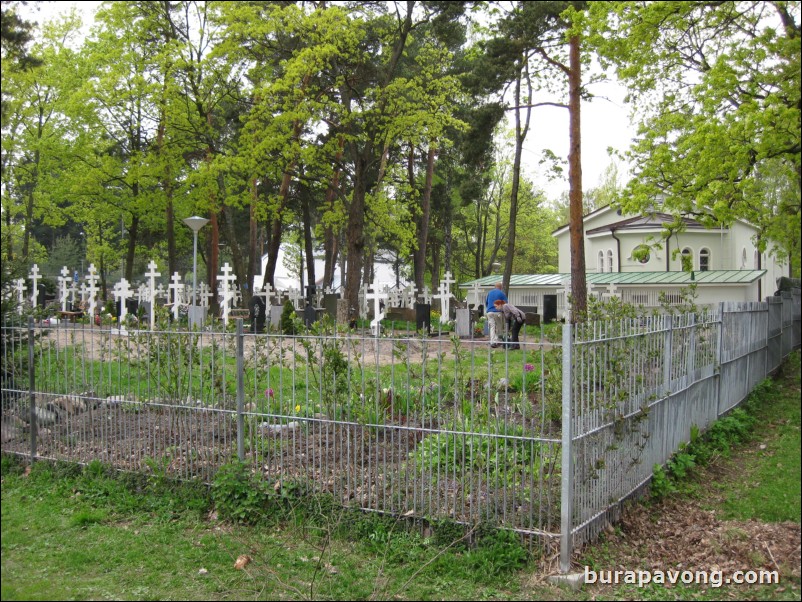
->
[597,497,800,577]
[35,322,553,366]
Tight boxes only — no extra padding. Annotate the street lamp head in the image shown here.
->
[183,216,209,233]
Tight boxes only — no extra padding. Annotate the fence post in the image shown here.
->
[687,312,696,383]
[715,302,725,417]
[560,322,574,573]
[28,316,37,462]
[663,314,673,395]
[236,318,245,462]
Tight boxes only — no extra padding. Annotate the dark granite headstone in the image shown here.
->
[37,284,47,307]
[543,295,557,323]
[249,295,266,333]
[303,302,317,327]
[415,303,431,333]
[116,298,139,321]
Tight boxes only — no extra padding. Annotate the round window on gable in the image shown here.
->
[633,244,651,264]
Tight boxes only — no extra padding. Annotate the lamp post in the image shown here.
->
[183,216,209,328]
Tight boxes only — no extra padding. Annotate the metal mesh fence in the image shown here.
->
[3,291,799,567]
[1,317,563,547]
[564,294,800,569]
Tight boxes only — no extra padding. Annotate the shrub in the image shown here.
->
[211,461,271,524]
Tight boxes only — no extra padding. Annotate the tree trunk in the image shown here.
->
[125,213,138,282]
[568,34,587,321]
[302,189,315,294]
[345,154,368,321]
[503,59,532,293]
[414,145,436,291]
[248,178,258,294]
[323,136,344,289]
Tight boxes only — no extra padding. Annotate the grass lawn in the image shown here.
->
[2,351,799,601]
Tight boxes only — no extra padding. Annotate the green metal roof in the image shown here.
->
[460,270,766,288]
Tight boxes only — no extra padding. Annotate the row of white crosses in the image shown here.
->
[18,262,464,330]
[362,271,457,336]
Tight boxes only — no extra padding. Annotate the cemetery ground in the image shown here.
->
[1,352,799,601]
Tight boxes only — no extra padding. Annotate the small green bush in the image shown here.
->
[280,300,297,335]
[211,461,271,524]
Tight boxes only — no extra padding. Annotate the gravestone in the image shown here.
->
[269,305,284,331]
[386,307,416,323]
[36,283,47,308]
[524,312,540,326]
[415,303,431,334]
[303,302,317,327]
[336,298,349,326]
[249,295,266,333]
[543,294,557,323]
[455,308,472,338]
[323,293,340,320]
[516,305,540,326]
[188,305,207,330]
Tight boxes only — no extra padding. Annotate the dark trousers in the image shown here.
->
[505,319,523,343]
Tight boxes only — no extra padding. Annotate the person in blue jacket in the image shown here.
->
[485,282,507,348]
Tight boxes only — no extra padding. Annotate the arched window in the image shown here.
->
[699,248,710,271]
[607,249,614,273]
[598,251,605,273]
[754,250,759,269]
[741,248,747,269]
[681,247,693,271]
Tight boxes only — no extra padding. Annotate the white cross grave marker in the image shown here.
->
[466,281,481,310]
[15,278,26,314]
[603,282,619,302]
[218,263,237,325]
[168,272,183,322]
[29,264,41,307]
[404,284,418,309]
[288,287,303,310]
[254,282,273,308]
[145,260,161,329]
[58,266,71,312]
[436,272,456,321]
[198,282,212,308]
[113,278,133,333]
[78,283,88,308]
[420,285,432,305]
[366,277,388,337]
[85,264,100,320]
